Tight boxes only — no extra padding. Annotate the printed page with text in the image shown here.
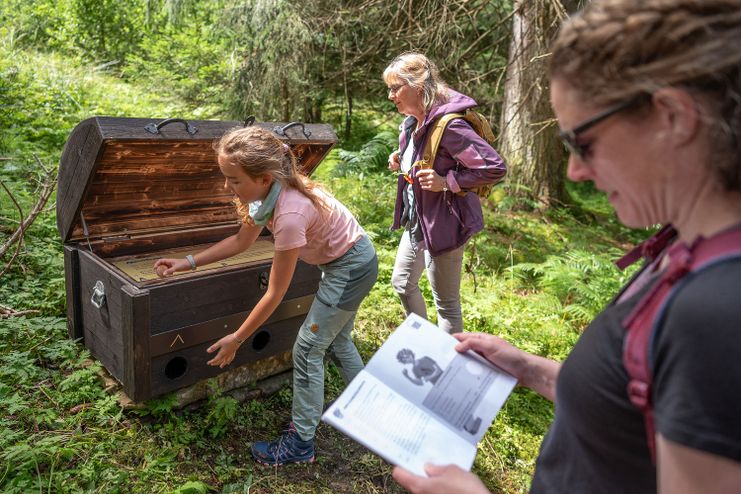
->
[322,313,517,477]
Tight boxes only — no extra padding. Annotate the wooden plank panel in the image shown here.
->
[82,327,125,381]
[79,196,233,217]
[100,140,215,158]
[79,186,229,210]
[63,246,83,340]
[57,119,105,242]
[148,260,320,334]
[283,262,322,299]
[87,180,224,195]
[94,118,337,143]
[96,117,243,141]
[284,263,323,300]
[94,162,220,176]
[148,265,269,334]
[83,224,241,258]
[111,238,273,283]
[71,207,237,240]
[78,250,129,381]
[149,315,304,397]
[149,294,313,357]
[58,118,337,244]
[122,284,151,402]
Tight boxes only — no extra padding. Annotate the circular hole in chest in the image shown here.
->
[251,330,271,351]
[164,356,188,380]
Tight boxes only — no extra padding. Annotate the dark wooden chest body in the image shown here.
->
[57,117,336,401]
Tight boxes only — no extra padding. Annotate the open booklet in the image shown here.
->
[321,313,517,477]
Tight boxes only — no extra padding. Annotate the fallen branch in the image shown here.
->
[0,154,58,278]
[0,304,41,319]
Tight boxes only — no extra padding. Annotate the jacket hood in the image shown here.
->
[401,89,478,134]
[427,89,477,121]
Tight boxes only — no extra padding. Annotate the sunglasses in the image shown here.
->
[558,95,645,160]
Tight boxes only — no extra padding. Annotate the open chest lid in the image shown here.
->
[57,117,336,244]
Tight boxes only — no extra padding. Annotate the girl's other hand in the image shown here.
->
[206,333,242,368]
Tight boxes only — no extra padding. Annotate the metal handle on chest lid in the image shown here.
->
[273,122,311,139]
[144,118,199,136]
[90,280,106,309]
[243,115,256,127]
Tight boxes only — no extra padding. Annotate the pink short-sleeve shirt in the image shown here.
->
[270,187,365,265]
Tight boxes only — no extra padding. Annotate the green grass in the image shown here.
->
[0,41,652,493]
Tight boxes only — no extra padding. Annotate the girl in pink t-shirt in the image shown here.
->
[154,126,377,466]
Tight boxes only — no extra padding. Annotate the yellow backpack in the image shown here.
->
[415,110,497,198]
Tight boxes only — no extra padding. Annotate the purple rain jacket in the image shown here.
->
[391,89,507,256]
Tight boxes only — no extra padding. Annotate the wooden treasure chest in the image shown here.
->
[57,117,336,402]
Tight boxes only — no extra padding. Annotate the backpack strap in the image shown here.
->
[416,113,469,197]
[616,224,677,270]
[419,112,464,167]
[621,225,741,463]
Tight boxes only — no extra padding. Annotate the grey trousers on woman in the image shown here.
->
[391,230,466,334]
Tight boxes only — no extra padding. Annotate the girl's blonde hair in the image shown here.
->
[550,0,741,191]
[213,126,330,222]
[383,52,449,112]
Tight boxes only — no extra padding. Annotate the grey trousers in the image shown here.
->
[391,230,466,334]
[291,235,378,441]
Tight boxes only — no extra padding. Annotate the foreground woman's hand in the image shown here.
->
[454,332,561,401]
[393,465,490,494]
[453,332,527,380]
[206,333,242,368]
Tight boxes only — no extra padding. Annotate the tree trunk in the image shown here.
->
[499,0,569,207]
[344,91,353,143]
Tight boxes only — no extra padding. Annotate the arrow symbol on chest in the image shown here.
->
[170,334,185,347]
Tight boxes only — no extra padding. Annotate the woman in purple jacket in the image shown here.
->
[383,52,507,334]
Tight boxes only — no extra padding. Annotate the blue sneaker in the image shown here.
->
[251,423,315,466]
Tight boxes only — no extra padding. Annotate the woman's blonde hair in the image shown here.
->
[383,52,449,112]
[550,0,741,190]
[213,126,329,222]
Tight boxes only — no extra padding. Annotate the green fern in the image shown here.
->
[511,249,633,327]
[332,130,397,177]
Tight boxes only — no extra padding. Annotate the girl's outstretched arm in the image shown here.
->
[154,222,263,276]
[206,247,299,368]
